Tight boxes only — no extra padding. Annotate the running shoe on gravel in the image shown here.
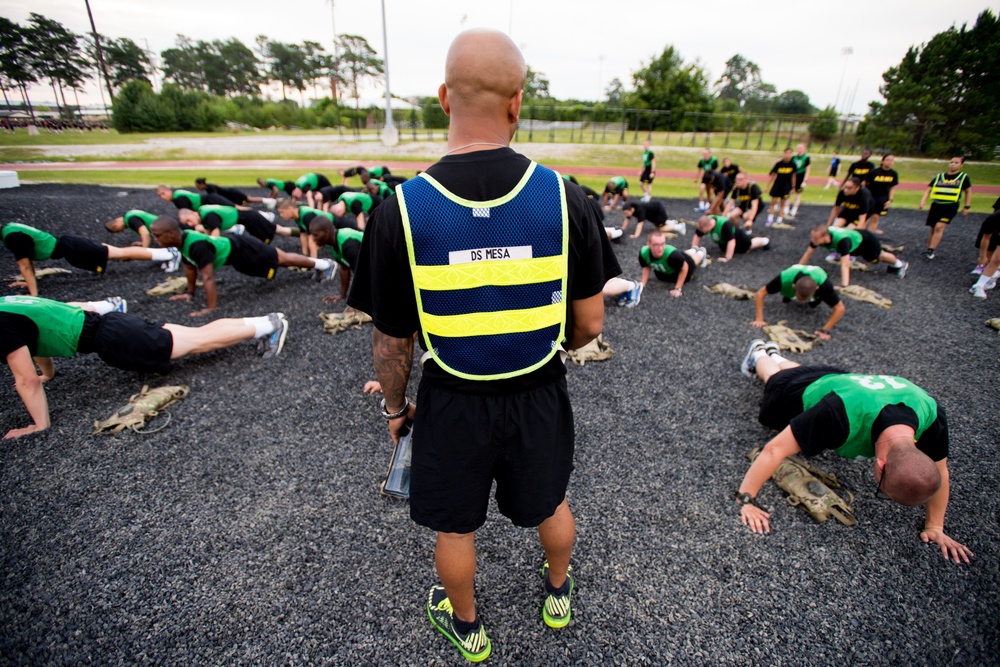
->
[426,585,491,662]
[541,562,575,629]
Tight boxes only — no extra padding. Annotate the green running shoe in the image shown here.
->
[426,585,492,662]
[540,562,575,628]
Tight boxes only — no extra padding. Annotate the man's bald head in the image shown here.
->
[443,29,525,116]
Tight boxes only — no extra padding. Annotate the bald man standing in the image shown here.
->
[348,29,618,662]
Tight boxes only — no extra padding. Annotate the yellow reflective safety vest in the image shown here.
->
[397,162,569,380]
[929,172,968,204]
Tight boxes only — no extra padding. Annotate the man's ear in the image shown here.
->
[438,84,451,116]
[507,89,523,124]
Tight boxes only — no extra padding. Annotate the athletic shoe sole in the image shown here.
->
[741,339,765,378]
[426,585,492,662]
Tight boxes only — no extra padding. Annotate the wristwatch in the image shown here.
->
[735,491,756,506]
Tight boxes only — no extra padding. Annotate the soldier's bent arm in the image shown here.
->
[752,287,768,326]
[921,459,973,563]
[739,427,803,499]
[34,356,54,381]
[16,257,38,296]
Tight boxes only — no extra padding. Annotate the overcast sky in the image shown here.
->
[4,0,994,114]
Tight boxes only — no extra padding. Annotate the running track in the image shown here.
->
[9,159,1000,194]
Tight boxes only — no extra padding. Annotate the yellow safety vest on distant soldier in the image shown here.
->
[929,172,969,204]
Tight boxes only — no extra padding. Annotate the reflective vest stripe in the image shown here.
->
[420,302,564,338]
[411,255,564,291]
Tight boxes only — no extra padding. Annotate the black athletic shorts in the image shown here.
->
[975,213,1000,250]
[238,211,276,244]
[318,185,357,202]
[758,365,848,431]
[724,229,753,254]
[829,165,839,177]
[333,215,360,231]
[794,172,807,192]
[203,193,237,207]
[213,187,248,205]
[854,231,883,262]
[409,376,575,534]
[52,235,109,273]
[926,202,959,226]
[227,235,279,279]
[77,311,173,374]
[640,166,654,184]
[769,183,792,199]
[872,196,891,217]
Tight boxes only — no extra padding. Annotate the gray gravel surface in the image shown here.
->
[1,184,998,666]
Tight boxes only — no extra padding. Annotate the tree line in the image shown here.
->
[3,10,996,158]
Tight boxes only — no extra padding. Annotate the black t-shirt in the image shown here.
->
[834,187,874,219]
[866,168,899,199]
[846,160,875,183]
[732,183,762,211]
[346,147,621,394]
[0,312,38,360]
[704,171,729,193]
[631,201,668,226]
[349,195,383,216]
[765,273,840,307]
[792,396,949,461]
[769,160,796,187]
[2,230,36,260]
[720,164,740,181]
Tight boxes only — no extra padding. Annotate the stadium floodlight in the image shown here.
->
[380,0,398,145]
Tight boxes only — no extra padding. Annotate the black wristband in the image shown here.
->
[964,205,971,209]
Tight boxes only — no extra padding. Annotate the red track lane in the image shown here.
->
[7,159,1000,194]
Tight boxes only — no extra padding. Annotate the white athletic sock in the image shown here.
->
[751,348,768,363]
[974,274,991,288]
[262,197,276,206]
[767,214,774,223]
[769,353,789,365]
[891,260,904,268]
[243,316,276,339]
[776,217,783,223]
[313,258,333,271]
[148,248,174,261]
[260,211,276,222]
[90,300,115,315]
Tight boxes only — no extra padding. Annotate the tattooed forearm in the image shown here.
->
[372,327,414,410]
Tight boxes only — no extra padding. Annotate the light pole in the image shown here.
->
[598,55,605,102]
[834,47,853,115]
[84,0,115,105]
[380,0,397,145]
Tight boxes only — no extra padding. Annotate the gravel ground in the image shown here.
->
[1,183,998,666]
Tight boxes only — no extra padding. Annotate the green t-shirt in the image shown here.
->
[639,244,680,275]
[779,265,828,300]
[369,179,392,199]
[173,190,203,210]
[123,210,159,233]
[367,166,386,178]
[1,223,57,261]
[802,374,938,459]
[265,178,286,189]
[698,157,719,172]
[198,205,240,231]
[792,154,811,175]
[296,173,319,190]
[706,215,728,244]
[297,206,333,233]
[642,150,654,168]
[330,228,364,267]
[825,227,862,254]
[181,230,232,270]
[338,192,375,213]
[0,295,85,357]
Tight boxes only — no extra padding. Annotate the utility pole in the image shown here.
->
[328,0,339,100]
[84,0,115,105]
[834,46,852,115]
[380,0,397,145]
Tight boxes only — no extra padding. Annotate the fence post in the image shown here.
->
[771,118,782,151]
[836,120,847,153]
[787,118,795,149]
[742,116,751,150]
[724,115,732,149]
[690,113,698,147]
[528,105,535,142]
[633,109,639,144]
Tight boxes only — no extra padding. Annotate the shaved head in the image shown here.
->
[445,29,525,111]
